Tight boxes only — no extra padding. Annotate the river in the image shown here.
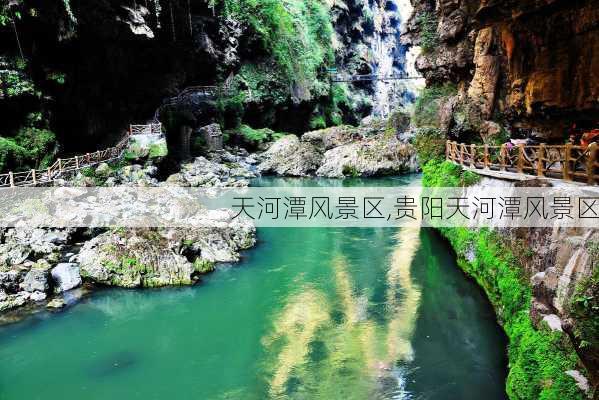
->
[0,176,507,400]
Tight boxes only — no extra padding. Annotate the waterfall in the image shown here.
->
[368,0,424,117]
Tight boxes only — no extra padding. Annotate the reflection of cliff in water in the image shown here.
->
[262,226,422,399]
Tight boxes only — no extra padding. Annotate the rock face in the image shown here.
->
[471,178,599,386]
[404,0,599,140]
[257,126,418,178]
[77,211,255,288]
[198,123,224,151]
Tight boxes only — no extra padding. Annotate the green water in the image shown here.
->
[0,177,507,400]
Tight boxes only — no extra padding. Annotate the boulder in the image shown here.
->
[95,163,112,178]
[20,268,49,293]
[77,212,255,288]
[0,243,31,266]
[257,135,323,176]
[30,291,47,302]
[316,135,418,178]
[51,263,82,292]
[46,298,66,309]
[198,123,224,151]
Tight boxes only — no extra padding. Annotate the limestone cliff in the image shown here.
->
[403,0,599,141]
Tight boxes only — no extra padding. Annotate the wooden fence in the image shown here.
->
[0,123,163,188]
[129,123,163,135]
[446,140,599,185]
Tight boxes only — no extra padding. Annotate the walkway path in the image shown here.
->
[446,140,599,185]
[0,123,162,187]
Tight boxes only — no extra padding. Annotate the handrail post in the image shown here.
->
[537,144,545,177]
[470,144,476,167]
[517,144,524,173]
[8,171,14,187]
[460,143,464,165]
[445,140,449,160]
[75,155,80,170]
[32,169,37,185]
[483,144,489,169]
[58,158,63,173]
[587,143,597,185]
[86,153,90,164]
[47,168,51,181]
[500,144,506,171]
[563,144,572,181]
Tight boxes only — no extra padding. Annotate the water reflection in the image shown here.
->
[263,226,422,399]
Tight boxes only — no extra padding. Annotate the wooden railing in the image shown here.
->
[0,123,162,187]
[129,123,163,135]
[446,140,599,185]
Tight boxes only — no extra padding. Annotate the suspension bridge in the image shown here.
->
[328,71,423,83]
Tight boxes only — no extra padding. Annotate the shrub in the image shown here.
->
[413,127,445,165]
[421,159,479,187]
[229,124,285,147]
[0,137,27,171]
[412,83,457,128]
[417,12,439,54]
[0,128,56,172]
[14,127,57,168]
[148,142,168,159]
[569,258,599,363]
[309,115,326,130]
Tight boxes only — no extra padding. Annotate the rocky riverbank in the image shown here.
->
[0,143,259,322]
[0,212,255,323]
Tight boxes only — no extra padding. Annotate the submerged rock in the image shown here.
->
[46,298,66,309]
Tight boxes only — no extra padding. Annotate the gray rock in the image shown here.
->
[0,292,28,311]
[166,155,255,188]
[30,291,47,302]
[20,268,49,293]
[51,263,82,292]
[46,298,66,309]
[316,136,417,178]
[0,270,22,292]
[198,123,224,151]
[95,162,112,178]
[0,243,31,266]
[565,370,590,394]
[542,314,563,332]
[77,211,255,288]
[257,135,323,177]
